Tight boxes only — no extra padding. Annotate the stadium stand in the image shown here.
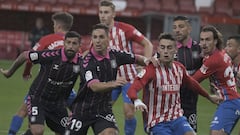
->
[160,0,179,13]
[143,0,161,12]
[214,0,232,16]
[0,0,240,60]
[178,0,196,14]
[232,0,240,16]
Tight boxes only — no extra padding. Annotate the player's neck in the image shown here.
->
[181,36,191,47]
[233,55,240,65]
[109,20,115,29]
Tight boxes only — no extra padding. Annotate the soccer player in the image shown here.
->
[192,25,240,135]
[65,23,148,135]
[98,1,153,134]
[7,11,75,135]
[127,33,221,135]
[224,35,240,135]
[1,31,82,135]
[172,16,202,132]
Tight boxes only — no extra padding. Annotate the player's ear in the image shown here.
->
[237,46,240,53]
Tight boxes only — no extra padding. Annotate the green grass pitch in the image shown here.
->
[0,60,239,135]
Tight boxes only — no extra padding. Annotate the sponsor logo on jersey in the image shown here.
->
[53,64,59,70]
[85,70,93,81]
[29,52,39,61]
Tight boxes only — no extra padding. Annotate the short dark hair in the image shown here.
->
[65,31,81,42]
[99,0,115,11]
[52,12,73,31]
[158,33,176,42]
[173,16,190,23]
[201,25,223,50]
[92,23,109,35]
[228,35,240,46]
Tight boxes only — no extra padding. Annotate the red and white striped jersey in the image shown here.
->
[193,50,240,100]
[128,62,209,130]
[233,62,240,88]
[109,21,144,82]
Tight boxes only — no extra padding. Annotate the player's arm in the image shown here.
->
[127,65,154,112]
[1,51,29,78]
[89,77,127,92]
[183,67,222,104]
[139,37,153,58]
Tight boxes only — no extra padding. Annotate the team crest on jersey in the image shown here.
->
[110,60,117,68]
[73,65,80,73]
[137,69,146,78]
[200,64,208,74]
[29,52,39,61]
[85,70,93,81]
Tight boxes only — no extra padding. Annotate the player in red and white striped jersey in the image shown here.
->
[224,35,240,135]
[127,33,221,135]
[98,1,153,135]
[193,25,240,135]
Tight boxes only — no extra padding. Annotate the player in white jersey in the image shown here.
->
[98,1,153,135]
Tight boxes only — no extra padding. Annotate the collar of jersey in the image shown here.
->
[177,38,193,49]
[91,47,110,61]
[61,48,78,64]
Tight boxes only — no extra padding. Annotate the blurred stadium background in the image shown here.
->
[0,0,240,134]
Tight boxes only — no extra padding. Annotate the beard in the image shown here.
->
[64,50,76,60]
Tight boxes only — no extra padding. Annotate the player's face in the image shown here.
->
[92,28,109,55]
[99,6,115,26]
[225,39,240,60]
[64,37,81,59]
[53,20,60,33]
[157,39,176,65]
[172,20,191,42]
[200,31,217,56]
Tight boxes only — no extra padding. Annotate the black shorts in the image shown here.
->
[66,112,118,135]
[26,97,68,134]
[183,110,197,132]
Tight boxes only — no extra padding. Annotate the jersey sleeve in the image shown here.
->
[192,56,217,82]
[32,36,49,51]
[123,23,144,43]
[127,64,155,100]
[182,65,209,98]
[113,50,136,66]
[28,49,59,64]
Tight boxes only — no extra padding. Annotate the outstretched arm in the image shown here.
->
[89,77,128,92]
[0,51,28,78]
[140,37,153,58]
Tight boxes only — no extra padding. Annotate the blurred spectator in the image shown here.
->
[29,17,50,48]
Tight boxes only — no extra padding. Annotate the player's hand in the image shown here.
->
[22,73,32,81]
[0,68,11,78]
[113,77,128,87]
[208,95,223,105]
[149,57,160,67]
[134,99,148,112]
